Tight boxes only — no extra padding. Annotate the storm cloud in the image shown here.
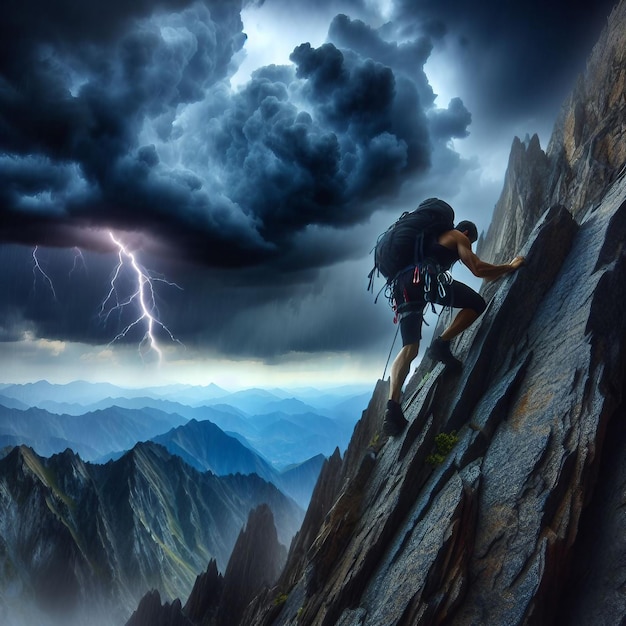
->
[390,0,617,127]
[0,0,618,370]
[0,0,471,273]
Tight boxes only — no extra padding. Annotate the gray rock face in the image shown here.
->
[546,0,626,219]
[253,156,626,626]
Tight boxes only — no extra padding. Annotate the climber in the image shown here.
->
[383,219,525,436]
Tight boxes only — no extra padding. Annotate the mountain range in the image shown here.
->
[0,397,335,509]
[0,380,368,624]
[0,403,188,460]
[0,380,368,468]
[0,442,303,626]
[150,418,326,508]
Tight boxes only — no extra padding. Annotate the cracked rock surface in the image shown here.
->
[254,168,626,626]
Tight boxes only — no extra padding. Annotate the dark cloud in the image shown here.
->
[328,13,434,85]
[1,0,616,364]
[0,1,469,276]
[428,97,471,139]
[0,242,393,362]
[1,0,251,255]
[391,0,617,124]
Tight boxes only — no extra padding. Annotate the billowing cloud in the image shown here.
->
[0,0,616,371]
[0,0,470,274]
[390,0,617,127]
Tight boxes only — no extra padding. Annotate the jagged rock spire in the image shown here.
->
[217,504,287,626]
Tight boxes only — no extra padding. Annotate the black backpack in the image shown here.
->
[369,198,455,288]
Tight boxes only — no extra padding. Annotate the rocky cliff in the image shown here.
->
[121,2,626,624]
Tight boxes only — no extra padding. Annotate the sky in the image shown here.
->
[0,0,617,389]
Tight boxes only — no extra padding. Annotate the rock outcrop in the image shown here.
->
[125,591,193,626]
[183,560,224,624]
[480,0,626,266]
[478,133,551,265]
[128,504,288,626]
[217,504,287,626]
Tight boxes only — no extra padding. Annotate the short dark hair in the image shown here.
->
[456,220,478,243]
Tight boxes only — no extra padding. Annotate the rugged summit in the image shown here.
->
[127,504,288,626]
[123,2,626,624]
[477,133,551,265]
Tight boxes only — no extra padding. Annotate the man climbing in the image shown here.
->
[383,214,525,437]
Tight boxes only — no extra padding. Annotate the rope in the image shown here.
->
[382,323,400,380]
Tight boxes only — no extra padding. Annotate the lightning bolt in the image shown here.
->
[69,246,87,278]
[32,246,57,300]
[100,231,183,363]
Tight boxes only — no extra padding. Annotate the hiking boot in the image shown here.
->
[427,337,462,370]
[383,400,408,437]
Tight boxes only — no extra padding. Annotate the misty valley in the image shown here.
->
[0,379,370,626]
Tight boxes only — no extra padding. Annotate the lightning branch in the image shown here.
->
[99,231,183,363]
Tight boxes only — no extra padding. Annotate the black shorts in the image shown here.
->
[393,272,486,346]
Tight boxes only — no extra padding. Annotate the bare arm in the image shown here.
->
[441,230,525,281]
